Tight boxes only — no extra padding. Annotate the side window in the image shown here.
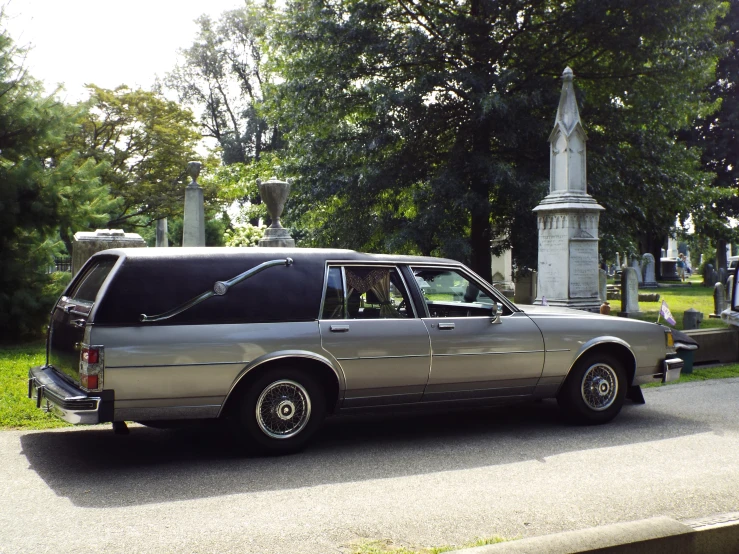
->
[67,257,117,303]
[412,267,499,318]
[321,265,414,319]
[321,267,345,319]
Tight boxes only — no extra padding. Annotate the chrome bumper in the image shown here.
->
[28,366,111,424]
[662,357,683,383]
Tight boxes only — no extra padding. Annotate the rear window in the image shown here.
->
[68,257,117,303]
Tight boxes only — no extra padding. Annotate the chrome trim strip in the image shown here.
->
[545,349,571,353]
[336,354,429,361]
[106,360,250,369]
[140,257,294,323]
[434,350,545,357]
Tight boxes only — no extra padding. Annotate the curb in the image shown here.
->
[449,512,739,554]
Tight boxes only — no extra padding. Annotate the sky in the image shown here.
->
[4,0,244,102]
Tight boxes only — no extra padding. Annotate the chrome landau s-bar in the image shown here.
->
[140,257,294,323]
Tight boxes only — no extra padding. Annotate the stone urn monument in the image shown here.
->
[258,176,296,247]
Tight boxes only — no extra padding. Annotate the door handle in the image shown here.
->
[330,325,350,333]
[438,322,455,330]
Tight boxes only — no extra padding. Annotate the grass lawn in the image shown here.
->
[610,274,728,330]
[0,341,68,430]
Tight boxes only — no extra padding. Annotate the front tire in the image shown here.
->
[236,367,326,454]
[557,354,627,425]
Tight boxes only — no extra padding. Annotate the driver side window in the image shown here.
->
[412,267,499,318]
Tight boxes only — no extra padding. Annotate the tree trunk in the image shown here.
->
[470,209,492,282]
[716,238,728,271]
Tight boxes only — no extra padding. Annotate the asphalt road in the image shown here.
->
[1,378,738,554]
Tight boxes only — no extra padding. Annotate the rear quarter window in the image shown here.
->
[67,257,118,303]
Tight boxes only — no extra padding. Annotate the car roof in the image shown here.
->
[95,247,461,266]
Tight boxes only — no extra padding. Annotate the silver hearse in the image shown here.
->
[29,248,682,453]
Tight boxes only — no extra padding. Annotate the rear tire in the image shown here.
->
[557,354,626,425]
[236,367,326,454]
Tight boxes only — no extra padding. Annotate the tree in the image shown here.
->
[0,18,113,339]
[165,2,281,165]
[683,0,739,271]
[71,85,203,232]
[268,0,725,280]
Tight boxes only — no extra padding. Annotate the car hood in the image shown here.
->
[516,304,604,317]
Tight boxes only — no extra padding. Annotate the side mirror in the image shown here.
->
[490,302,502,324]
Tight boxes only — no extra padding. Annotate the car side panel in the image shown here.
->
[92,321,326,421]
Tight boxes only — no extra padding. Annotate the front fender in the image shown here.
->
[567,336,637,382]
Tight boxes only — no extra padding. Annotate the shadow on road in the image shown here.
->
[20,399,708,508]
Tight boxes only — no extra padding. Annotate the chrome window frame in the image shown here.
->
[318,261,419,320]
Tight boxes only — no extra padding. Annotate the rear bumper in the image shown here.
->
[28,366,113,424]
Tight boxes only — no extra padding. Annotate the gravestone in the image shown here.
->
[155,218,168,247]
[683,308,703,330]
[182,161,205,247]
[490,236,514,290]
[615,252,621,269]
[641,253,658,288]
[618,267,641,318]
[514,271,537,304]
[660,258,680,281]
[703,264,715,287]
[534,68,604,312]
[631,258,643,285]
[710,283,727,318]
[718,267,728,286]
[72,229,146,276]
[599,269,607,302]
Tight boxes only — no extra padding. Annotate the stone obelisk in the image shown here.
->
[533,67,604,311]
[182,161,205,247]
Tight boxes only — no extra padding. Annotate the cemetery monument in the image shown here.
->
[534,67,604,311]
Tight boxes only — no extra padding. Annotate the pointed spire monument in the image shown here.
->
[533,68,604,311]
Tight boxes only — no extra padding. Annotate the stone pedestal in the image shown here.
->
[72,229,146,275]
[183,161,205,247]
[534,68,603,312]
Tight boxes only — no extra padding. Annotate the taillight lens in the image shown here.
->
[79,344,104,391]
[81,347,99,364]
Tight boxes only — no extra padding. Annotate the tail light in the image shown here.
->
[80,344,104,391]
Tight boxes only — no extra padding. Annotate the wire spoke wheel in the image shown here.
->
[580,363,619,411]
[256,379,312,439]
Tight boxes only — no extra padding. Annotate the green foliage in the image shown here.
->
[0,16,114,339]
[683,0,739,245]
[268,0,726,279]
[224,223,266,247]
[165,2,281,165]
[71,85,203,231]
